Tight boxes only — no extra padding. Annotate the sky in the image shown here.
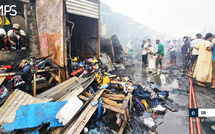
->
[101,0,215,38]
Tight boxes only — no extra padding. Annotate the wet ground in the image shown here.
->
[113,57,215,134]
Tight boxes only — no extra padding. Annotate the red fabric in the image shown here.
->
[4,39,8,50]
[1,65,12,69]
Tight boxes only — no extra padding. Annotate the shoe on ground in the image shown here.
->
[21,47,26,50]
[11,47,16,50]
[211,125,215,131]
[187,73,193,78]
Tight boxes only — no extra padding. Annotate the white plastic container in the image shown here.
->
[56,96,83,125]
[148,58,156,69]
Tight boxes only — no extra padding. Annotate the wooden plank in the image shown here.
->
[101,94,126,100]
[109,75,117,78]
[65,89,105,134]
[130,94,132,111]
[50,72,61,83]
[78,95,88,101]
[50,127,63,134]
[110,81,122,84]
[48,76,54,84]
[84,92,122,108]
[73,105,98,134]
[33,81,50,89]
[78,95,125,114]
[118,114,128,134]
[121,93,131,110]
[33,73,36,97]
[102,104,125,114]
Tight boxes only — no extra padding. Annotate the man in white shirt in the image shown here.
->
[8,23,26,50]
[0,27,6,50]
[190,33,203,65]
[142,39,151,68]
[167,40,176,65]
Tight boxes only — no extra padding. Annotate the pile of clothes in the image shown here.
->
[71,57,101,78]
[0,54,60,100]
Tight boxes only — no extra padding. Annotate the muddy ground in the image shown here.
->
[112,56,215,134]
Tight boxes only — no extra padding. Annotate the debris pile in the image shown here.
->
[0,54,174,134]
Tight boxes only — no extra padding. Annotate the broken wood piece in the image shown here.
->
[109,75,117,78]
[65,89,105,134]
[118,113,128,134]
[50,127,63,134]
[48,76,54,84]
[101,94,126,100]
[121,93,132,110]
[111,81,122,84]
[49,72,61,83]
[33,73,36,97]
[78,95,88,101]
[84,92,122,108]
[78,95,125,114]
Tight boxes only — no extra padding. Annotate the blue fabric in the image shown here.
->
[100,84,108,89]
[158,91,169,98]
[213,45,215,61]
[98,98,102,119]
[151,85,158,90]
[2,101,68,132]
[152,97,159,107]
[31,131,39,134]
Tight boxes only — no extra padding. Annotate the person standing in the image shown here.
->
[187,33,204,77]
[142,39,151,69]
[211,35,215,88]
[190,33,203,65]
[193,33,214,87]
[166,40,176,65]
[181,36,190,72]
[154,39,164,69]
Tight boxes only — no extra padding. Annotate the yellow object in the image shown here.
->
[73,57,77,62]
[141,100,150,112]
[19,62,25,68]
[102,75,110,85]
[95,74,110,86]
[91,59,98,63]
[0,16,10,25]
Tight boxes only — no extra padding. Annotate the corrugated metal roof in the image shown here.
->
[0,89,47,125]
[66,0,99,19]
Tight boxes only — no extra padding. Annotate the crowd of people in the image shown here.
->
[0,10,26,51]
[142,33,215,89]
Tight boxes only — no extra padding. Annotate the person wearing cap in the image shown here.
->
[8,23,26,50]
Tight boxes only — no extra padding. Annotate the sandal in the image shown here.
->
[197,82,206,87]
[211,86,215,89]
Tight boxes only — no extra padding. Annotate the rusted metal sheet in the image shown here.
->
[36,0,66,67]
[100,34,125,63]
[66,0,99,19]
[0,89,47,125]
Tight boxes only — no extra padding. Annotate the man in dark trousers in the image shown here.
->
[142,39,151,69]
[181,36,190,72]
[154,39,164,69]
